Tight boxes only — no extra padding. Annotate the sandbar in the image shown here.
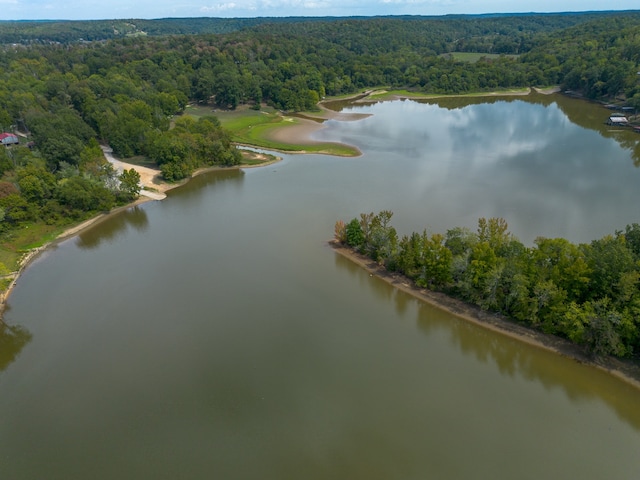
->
[262,102,370,153]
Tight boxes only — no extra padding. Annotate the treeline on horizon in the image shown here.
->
[0,12,621,45]
[335,212,640,359]
[0,12,639,265]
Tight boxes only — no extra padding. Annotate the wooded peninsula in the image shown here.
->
[0,11,640,317]
[334,212,640,374]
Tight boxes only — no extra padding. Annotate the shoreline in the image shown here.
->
[0,152,282,320]
[345,86,561,104]
[259,114,364,156]
[329,241,640,392]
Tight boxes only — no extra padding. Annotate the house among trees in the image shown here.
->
[0,132,18,146]
[606,115,630,126]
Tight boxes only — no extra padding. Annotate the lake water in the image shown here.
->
[1,94,640,479]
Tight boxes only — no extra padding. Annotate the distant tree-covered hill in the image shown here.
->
[0,17,347,44]
[0,11,633,45]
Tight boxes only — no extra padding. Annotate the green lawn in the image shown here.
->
[442,52,520,63]
[186,105,360,157]
[0,222,67,272]
[357,87,530,101]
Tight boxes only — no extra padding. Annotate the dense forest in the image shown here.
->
[0,13,613,45]
[0,11,639,273]
[335,213,640,359]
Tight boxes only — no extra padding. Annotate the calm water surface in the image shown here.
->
[1,95,640,479]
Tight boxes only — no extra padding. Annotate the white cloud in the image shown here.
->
[262,0,332,10]
[200,0,333,14]
[200,2,239,13]
[302,1,332,8]
[378,0,457,6]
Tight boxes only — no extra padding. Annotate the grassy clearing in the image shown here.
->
[0,223,66,271]
[0,248,20,272]
[366,89,425,99]
[0,278,12,292]
[364,87,531,101]
[187,105,359,156]
[442,52,520,63]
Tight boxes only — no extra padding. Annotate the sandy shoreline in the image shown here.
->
[262,118,328,149]
[329,241,640,391]
[262,112,367,155]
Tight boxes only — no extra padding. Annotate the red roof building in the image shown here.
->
[0,133,19,146]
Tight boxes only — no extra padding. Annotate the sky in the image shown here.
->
[0,0,638,21]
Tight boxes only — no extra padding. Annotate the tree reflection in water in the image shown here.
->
[0,322,32,372]
[76,206,149,250]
